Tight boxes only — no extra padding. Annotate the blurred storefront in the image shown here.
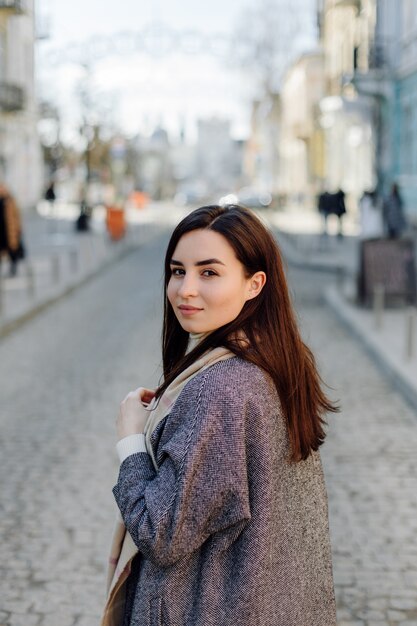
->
[0,0,42,210]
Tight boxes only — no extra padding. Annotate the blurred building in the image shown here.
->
[350,0,417,223]
[279,51,326,206]
[316,0,376,208]
[243,96,281,197]
[196,117,243,194]
[0,0,42,210]
[131,127,174,200]
[390,0,417,218]
[351,1,398,194]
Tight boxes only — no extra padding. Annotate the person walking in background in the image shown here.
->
[318,189,331,236]
[102,204,338,626]
[45,180,57,232]
[44,180,56,205]
[333,188,346,239]
[383,182,407,238]
[318,189,346,239]
[0,184,24,277]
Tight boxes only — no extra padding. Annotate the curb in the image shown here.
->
[0,240,137,340]
[268,223,351,276]
[0,224,164,340]
[324,285,417,412]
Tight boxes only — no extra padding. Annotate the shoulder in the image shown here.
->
[163,358,282,449]
[180,357,277,410]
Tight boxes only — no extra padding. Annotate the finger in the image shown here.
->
[138,388,155,402]
[142,389,155,402]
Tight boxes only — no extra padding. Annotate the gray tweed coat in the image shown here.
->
[113,358,336,626]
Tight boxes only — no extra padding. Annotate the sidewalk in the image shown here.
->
[266,206,417,412]
[0,201,174,338]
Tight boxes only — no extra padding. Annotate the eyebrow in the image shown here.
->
[170,258,225,267]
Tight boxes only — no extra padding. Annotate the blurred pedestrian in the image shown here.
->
[102,204,338,626]
[333,188,346,239]
[359,189,383,239]
[383,182,407,238]
[0,184,24,277]
[318,189,331,236]
[44,180,56,203]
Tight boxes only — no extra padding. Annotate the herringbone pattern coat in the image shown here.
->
[113,358,337,626]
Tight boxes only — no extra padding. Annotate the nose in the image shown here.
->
[177,272,198,298]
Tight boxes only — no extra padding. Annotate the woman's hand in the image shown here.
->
[116,387,156,440]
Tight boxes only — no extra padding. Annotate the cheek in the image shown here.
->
[210,281,248,314]
[167,279,176,306]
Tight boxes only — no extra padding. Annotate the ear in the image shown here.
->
[246,271,267,300]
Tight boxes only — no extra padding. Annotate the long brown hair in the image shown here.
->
[156,204,338,461]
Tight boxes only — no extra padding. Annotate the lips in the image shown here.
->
[178,304,203,313]
[178,305,203,315]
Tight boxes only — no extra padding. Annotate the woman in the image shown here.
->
[102,205,338,626]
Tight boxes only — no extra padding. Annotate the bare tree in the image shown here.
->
[233,0,317,97]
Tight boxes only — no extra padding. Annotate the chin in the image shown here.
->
[176,318,209,334]
[180,322,206,333]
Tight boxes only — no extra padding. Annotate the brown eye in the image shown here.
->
[170,268,185,276]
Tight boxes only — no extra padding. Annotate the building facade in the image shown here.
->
[316,0,378,210]
[389,0,417,219]
[243,95,281,197]
[0,0,42,210]
[352,0,417,222]
[279,51,326,206]
[196,117,243,195]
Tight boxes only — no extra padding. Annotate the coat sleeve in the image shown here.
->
[112,368,252,568]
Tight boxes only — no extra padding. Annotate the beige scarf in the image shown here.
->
[101,334,235,626]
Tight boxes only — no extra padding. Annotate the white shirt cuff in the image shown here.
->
[116,433,147,463]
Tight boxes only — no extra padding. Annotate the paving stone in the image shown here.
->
[405,571,417,587]
[356,609,386,621]
[39,613,76,626]
[337,608,356,621]
[74,618,100,626]
[388,610,408,621]
[368,598,389,610]
[391,599,417,611]
[1,602,32,615]
[7,614,40,626]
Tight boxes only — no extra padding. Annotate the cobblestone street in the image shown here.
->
[0,227,416,626]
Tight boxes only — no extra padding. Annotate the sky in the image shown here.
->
[36,0,317,145]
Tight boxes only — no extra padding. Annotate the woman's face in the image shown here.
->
[167,228,265,334]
